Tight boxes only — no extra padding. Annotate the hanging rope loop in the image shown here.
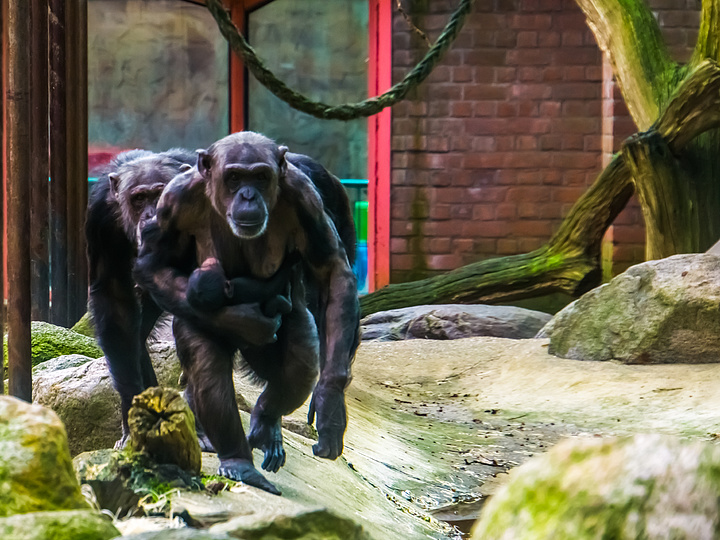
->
[206,0,475,121]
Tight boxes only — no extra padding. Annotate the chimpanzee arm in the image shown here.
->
[187,255,297,315]
[290,173,360,460]
[133,223,281,346]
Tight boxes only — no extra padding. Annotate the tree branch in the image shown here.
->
[574,0,676,129]
[692,1,720,66]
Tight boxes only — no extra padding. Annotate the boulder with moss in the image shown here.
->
[539,254,720,363]
[33,341,183,455]
[471,434,720,540]
[4,321,102,367]
[0,396,90,515]
[0,510,119,540]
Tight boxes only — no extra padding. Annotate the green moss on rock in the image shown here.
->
[71,312,96,339]
[472,434,720,540]
[0,510,119,540]
[0,397,90,516]
[4,321,102,367]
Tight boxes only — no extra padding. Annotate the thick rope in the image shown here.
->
[206,0,475,121]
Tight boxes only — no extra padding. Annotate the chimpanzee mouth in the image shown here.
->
[229,218,267,239]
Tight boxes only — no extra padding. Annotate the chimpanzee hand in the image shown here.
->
[218,458,280,495]
[187,258,230,312]
[307,385,346,460]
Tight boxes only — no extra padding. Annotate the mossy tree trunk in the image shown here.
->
[360,1,720,317]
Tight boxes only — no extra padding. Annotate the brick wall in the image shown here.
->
[389,0,700,284]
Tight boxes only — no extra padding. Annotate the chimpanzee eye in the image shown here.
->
[226,175,241,193]
[131,193,146,210]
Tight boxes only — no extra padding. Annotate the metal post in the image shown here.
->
[6,0,34,400]
[49,0,69,327]
[31,0,50,322]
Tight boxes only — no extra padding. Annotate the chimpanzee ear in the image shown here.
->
[179,163,193,173]
[197,149,212,178]
[278,146,289,177]
[108,173,121,198]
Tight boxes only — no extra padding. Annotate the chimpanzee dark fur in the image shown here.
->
[133,132,360,495]
[86,148,196,447]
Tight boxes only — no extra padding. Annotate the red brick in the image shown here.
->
[474,102,498,117]
[562,134,584,150]
[428,254,463,270]
[471,136,496,152]
[518,67,544,82]
[429,204,452,220]
[494,67,517,83]
[511,14,552,30]
[552,186,586,203]
[517,31,538,47]
[473,205,496,221]
[391,238,409,253]
[517,135,538,150]
[429,237,452,253]
[552,152,598,169]
[512,84,553,100]
[511,220,553,237]
[465,49,508,66]
[561,31,584,47]
[518,237,545,252]
[539,101,561,117]
[451,101,473,117]
[507,48,554,66]
[462,220,508,238]
[464,84,510,101]
[507,186,551,202]
[538,31,561,47]
[452,66,473,83]
[497,238,519,254]
[518,101,539,116]
[496,136,515,151]
[453,238,475,253]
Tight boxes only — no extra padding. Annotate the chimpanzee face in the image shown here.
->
[200,133,287,240]
[109,156,191,244]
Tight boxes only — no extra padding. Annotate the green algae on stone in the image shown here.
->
[71,312,96,338]
[3,321,103,367]
[0,397,90,516]
[471,434,720,540]
[0,509,119,540]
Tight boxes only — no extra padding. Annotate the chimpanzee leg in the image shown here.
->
[244,304,320,473]
[91,286,146,448]
[172,317,280,495]
[139,293,162,388]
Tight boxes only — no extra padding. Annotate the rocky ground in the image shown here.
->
[228,335,720,537]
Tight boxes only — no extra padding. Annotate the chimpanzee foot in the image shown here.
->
[218,458,280,495]
[114,434,130,450]
[248,417,286,473]
[197,432,215,453]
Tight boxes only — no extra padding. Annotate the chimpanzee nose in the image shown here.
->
[239,187,256,201]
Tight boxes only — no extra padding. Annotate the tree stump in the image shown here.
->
[128,387,201,474]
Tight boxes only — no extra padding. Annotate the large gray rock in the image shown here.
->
[0,397,90,515]
[361,304,551,341]
[0,510,119,540]
[471,434,720,540]
[539,253,720,363]
[33,341,183,455]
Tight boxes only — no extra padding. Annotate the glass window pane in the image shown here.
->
[88,0,228,173]
[247,0,368,180]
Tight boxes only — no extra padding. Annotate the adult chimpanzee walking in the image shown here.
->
[134,132,360,494]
